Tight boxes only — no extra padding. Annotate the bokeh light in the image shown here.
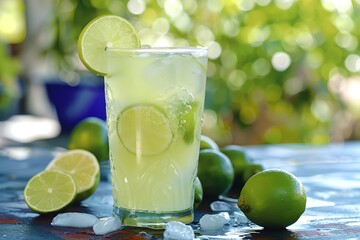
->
[0,0,26,43]
[271,52,291,72]
[127,0,146,15]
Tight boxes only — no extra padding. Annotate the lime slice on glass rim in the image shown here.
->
[24,170,77,214]
[116,104,173,157]
[77,15,141,75]
[46,149,100,202]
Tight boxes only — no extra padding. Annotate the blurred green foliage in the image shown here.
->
[0,0,23,119]
[47,0,360,145]
[0,44,21,118]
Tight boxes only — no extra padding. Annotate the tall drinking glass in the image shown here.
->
[104,47,208,229]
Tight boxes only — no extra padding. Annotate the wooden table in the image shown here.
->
[1,141,360,239]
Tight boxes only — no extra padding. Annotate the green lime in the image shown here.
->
[243,163,264,183]
[200,135,219,150]
[177,100,199,144]
[194,177,203,209]
[77,15,141,75]
[24,170,76,214]
[238,169,307,230]
[116,104,173,156]
[68,117,109,162]
[197,149,234,198]
[46,149,100,202]
[221,145,253,190]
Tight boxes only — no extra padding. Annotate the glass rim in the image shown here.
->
[105,46,208,55]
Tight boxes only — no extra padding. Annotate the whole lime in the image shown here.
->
[200,135,219,150]
[221,145,253,189]
[197,149,234,198]
[243,163,264,183]
[68,117,109,162]
[194,177,203,209]
[238,169,306,230]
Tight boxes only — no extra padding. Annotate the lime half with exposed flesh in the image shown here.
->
[117,104,173,157]
[78,15,141,75]
[24,170,77,214]
[46,149,100,202]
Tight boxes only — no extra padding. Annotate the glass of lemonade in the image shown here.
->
[104,47,208,228]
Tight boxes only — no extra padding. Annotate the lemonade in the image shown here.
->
[104,47,208,228]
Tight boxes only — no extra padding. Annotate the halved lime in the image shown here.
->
[117,104,173,156]
[46,149,100,202]
[77,15,141,75]
[24,170,76,214]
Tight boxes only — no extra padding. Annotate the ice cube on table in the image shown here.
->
[93,216,122,235]
[234,211,249,224]
[163,221,194,240]
[218,212,230,222]
[138,231,153,238]
[51,213,99,228]
[199,212,230,231]
[210,201,235,212]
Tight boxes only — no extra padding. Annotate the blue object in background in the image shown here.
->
[45,75,106,133]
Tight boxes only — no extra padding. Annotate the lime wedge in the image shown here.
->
[177,100,199,144]
[24,170,76,214]
[117,104,173,156]
[77,15,141,76]
[46,149,100,202]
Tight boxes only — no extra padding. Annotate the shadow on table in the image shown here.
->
[251,228,298,240]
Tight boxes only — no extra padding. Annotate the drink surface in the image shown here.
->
[104,48,207,213]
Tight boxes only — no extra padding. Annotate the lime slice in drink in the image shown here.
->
[24,170,77,214]
[177,100,199,144]
[78,15,141,76]
[117,104,173,156]
[46,149,100,202]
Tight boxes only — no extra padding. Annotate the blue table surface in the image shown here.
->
[1,141,360,239]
